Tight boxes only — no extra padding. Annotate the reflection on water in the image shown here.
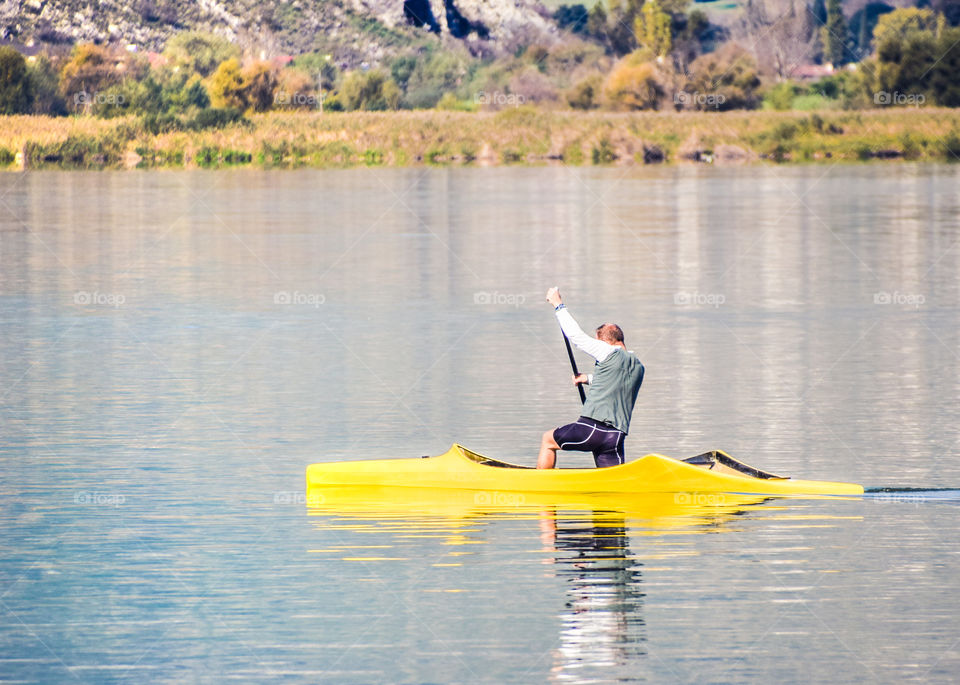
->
[304,491,841,682]
[542,512,646,680]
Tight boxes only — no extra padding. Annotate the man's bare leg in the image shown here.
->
[538,430,560,469]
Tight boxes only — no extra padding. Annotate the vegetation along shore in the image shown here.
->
[3,108,959,170]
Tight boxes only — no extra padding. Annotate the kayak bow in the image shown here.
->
[306,444,863,497]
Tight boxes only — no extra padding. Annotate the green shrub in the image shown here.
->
[188,107,244,130]
[24,135,122,169]
[195,146,219,168]
[402,52,471,109]
[567,76,601,110]
[763,82,798,111]
[163,31,241,78]
[340,70,400,111]
[592,138,617,164]
[25,55,66,115]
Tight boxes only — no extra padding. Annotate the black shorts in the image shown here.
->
[553,416,626,468]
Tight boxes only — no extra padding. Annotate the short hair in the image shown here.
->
[596,323,624,344]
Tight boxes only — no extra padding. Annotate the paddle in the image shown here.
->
[562,331,587,405]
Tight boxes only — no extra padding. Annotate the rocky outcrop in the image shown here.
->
[0,0,557,61]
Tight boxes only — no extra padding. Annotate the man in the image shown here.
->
[538,287,645,469]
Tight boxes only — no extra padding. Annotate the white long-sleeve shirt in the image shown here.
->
[554,306,645,434]
[556,307,615,363]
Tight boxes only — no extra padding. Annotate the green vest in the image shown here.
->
[583,348,645,434]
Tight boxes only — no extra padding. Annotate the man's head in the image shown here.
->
[596,323,625,346]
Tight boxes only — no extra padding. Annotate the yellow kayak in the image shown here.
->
[306,444,863,497]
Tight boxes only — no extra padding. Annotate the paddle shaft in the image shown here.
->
[562,332,587,405]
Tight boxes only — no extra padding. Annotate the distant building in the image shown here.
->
[792,63,835,80]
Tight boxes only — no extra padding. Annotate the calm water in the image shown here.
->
[1,165,959,683]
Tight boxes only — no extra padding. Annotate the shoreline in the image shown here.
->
[2,109,958,170]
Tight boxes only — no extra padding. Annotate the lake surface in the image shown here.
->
[1,165,959,683]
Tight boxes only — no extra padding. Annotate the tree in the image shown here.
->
[857,7,870,57]
[739,0,816,78]
[163,31,241,77]
[26,55,66,115]
[671,8,712,69]
[208,58,247,110]
[554,4,590,34]
[0,46,32,114]
[59,44,123,112]
[866,21,960,106]
[682,43,762,109]
[847,3,895,59]
[586,3,610,46]
[812,0,827,25]
[163,72,211,112]
[821,0,848,65]
[604,51,667,109]
[872,7,937,44]
[401,51,468,109]
[567,75,602,109]
[243,62,279,112]
[275,68,319,109]
[340,70,400,111]
[607,0,644,55]
[636,0,673,57]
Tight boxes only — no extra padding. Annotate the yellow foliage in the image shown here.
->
[604,57,664,110]
[208,58,246,110]
[873,8,937,45]
[59,44,122,110]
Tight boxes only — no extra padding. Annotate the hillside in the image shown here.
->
[0,0,559,65]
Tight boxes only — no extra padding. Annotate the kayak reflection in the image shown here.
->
[305,488,787,678]
[305,485,777,523]
[540,511,647,679]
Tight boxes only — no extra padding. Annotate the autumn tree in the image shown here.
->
[59,44,123,112]
[681,43,761,110]
[872,7,938,44]
[243,62,279,112]
[636,0,673,58]
[208,58,247,109]
[603,51,668,109]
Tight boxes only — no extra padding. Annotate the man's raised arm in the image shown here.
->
[546,287,615,362]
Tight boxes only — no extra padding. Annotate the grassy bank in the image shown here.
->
[3,109,960,170]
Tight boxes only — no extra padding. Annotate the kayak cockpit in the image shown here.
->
[682,450,788,480]
[456,445,789,479]
[457,445,530,468]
